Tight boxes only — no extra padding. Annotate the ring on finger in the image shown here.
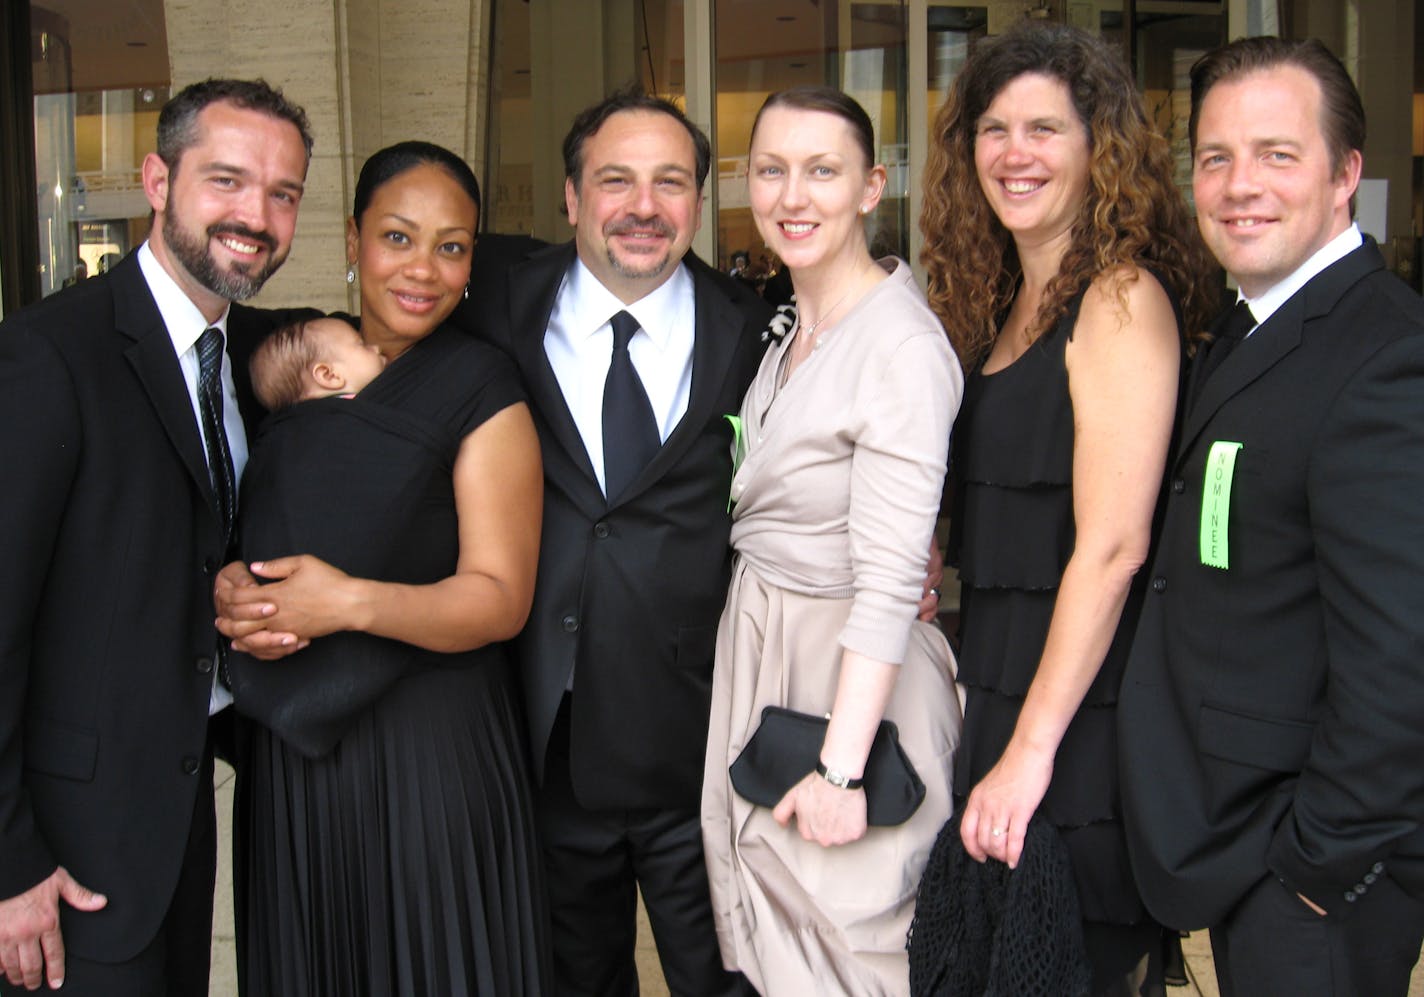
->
[991,826,1006,838]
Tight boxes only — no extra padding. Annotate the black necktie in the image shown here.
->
[197,327,236,546]
[1192,301,1256,407]
[197,327,237,690]
[602,311,661,499]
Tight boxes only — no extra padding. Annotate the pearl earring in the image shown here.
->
[345,264,356,285]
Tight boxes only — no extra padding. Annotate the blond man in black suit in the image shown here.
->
[1120,37,1424,997]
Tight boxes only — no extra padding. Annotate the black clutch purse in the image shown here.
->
[729,706,926,826]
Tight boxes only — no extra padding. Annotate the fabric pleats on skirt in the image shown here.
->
[239,656,550,997]
[702,559,962,997]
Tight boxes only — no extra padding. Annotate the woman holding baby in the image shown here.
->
[217,141,548,996]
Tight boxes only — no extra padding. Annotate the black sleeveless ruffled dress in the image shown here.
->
[948,291,1166,993]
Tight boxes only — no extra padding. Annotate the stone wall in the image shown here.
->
[164,0,490,313]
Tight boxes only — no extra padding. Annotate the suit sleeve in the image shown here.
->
[1268,331,1424,914]
[0,322,80,898]
[449,233,549,351]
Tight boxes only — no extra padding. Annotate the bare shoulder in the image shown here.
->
[1073,264,1177,351]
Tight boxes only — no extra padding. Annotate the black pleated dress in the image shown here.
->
[948,291,1165,995]
[232,325,550,996]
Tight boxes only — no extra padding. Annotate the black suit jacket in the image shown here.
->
[0,252,264,960]
[1119,240,1424,927]
[463,240,771,811]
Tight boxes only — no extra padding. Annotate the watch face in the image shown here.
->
[815,760,861,789]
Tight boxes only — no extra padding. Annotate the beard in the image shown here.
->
[604,216,676,281]
[162,210,285,301]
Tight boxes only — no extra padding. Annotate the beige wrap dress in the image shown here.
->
[701,259,964,996]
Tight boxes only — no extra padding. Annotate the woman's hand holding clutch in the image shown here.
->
[773,771,869,847]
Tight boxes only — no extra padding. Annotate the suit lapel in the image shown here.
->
[1180,305,1303,455]
[111,255,220,519]
[227,303,277,431]
[1178,240,1385,462]
[507,244,605,511]
[610,255,745,506]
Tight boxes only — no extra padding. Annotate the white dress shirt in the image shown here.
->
[544,258,696,496]
[138,241,250,713]
[1239,223,1364,334]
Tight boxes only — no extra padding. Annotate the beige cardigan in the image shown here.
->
[728,258,963,665]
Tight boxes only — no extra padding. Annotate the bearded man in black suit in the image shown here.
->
[0,79,311,995]
[464,90,771,997]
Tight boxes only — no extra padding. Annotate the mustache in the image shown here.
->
[207,223,277,253]
[605,216,674,239]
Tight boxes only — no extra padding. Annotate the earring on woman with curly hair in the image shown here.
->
[346,263,356,285]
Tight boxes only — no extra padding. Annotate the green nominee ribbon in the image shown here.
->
[724,415,746,511]
[1199,441,1243,569]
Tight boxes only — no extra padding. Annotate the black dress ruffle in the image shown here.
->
[948,292,1160,989]
[234,325,550,995]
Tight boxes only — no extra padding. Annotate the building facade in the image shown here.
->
[2,0,1420,323]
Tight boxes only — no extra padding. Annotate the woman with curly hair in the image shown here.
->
[920,21,1216,994]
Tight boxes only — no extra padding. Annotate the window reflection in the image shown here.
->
[715,1,909,282]
[30,1,168,297]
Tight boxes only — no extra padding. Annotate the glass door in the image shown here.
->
[29,0,169,299]
[712,0,910,285]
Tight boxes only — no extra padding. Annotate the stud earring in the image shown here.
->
[859,205,870,215]
[346,264,356,285]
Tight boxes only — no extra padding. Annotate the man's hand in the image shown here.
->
[0,868,106,991]
[213,560,306,660]
[918,537,946,623]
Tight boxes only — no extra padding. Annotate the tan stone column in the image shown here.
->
[163,0,490,313]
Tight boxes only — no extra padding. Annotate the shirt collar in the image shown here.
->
[1238,223,1363,326]
[138,241,231,353]
[562,256,692,353]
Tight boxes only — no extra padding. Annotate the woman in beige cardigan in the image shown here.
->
[701,87,963,996]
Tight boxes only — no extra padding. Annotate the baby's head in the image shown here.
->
[251,316,386,411]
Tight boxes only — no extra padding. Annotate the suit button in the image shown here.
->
[181,756,200,776]
[196,656,214,675]
[1364,873,1378,885]
[593,522,611,539]
[1344,891,1357,902]
[1373,862,1385,874]
[1172,478,1185,494]
[561,615,579,633]
[1151,577,1167,593]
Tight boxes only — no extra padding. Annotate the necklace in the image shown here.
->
[798,260,873,345]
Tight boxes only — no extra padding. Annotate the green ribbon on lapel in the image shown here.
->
[1200,441,1243,569]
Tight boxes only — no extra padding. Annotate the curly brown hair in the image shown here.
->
[920,22,1217,368]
